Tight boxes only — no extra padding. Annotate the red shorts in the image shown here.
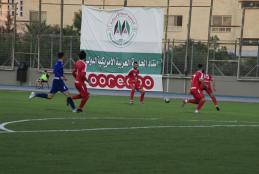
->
[190,88,204,101]
[130,82,141,91]
[75,82,89,97]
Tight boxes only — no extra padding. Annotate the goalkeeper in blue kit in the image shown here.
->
[29,52,77,112]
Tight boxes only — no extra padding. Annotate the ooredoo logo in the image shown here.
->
[88,73,154,90]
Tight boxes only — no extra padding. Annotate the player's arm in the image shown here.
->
[72,63,77,78]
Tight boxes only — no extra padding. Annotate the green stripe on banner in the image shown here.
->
[85,50,162,74]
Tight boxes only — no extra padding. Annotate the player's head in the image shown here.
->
[197,64,203,70]
[79,51,86,60]
[44,70,48,73]
[58,52,64,60]
[133,61,138,69]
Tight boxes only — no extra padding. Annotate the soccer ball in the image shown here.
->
[164,97,170,103]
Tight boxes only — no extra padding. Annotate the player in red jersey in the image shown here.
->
[183,64,206,113]
[71,51,91,112]
[201,71,220,111]
[127,61,145,104]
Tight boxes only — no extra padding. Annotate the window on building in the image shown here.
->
[30,11,47,22]
[212,15,232,26]
[241,1,259,8]
[166,15,183,32]
[211,15,232,33]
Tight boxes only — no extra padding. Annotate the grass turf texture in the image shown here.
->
[0,90,259,174]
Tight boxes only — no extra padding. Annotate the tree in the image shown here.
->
[73,10,81,34]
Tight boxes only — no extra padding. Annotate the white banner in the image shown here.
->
[81,6,164,91]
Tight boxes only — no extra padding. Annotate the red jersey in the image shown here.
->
[204,74,213,89]
[72,60,87,83]
[191,70,204,89]
[128,68,139,83]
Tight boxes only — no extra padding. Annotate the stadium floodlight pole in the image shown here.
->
[60,0,64,51]
[39,0,42,32]
[11,3,17,70]
[183,0,193,93]
[206,0,214,74]
[237,8,246,79]
[184,0,193,74]
[124,0,127,7]
[164,0,170,44]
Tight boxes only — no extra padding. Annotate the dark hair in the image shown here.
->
[79,51,86,60]
[197,64,203,69]
[58,52,64,59]
[134,61,138,64]
[44,70,48,73]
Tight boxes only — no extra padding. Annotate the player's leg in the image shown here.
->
[207,90,220,111]
[30,79,58,100]
[182,89,199,106]
[57,80,76,112]
[139,87,145,104]
[77,83,90,112]
[63,90,77,112]
[72,83,82,100]
[29,91,55,99]
[130,83,135,104]
[195,90,205,113]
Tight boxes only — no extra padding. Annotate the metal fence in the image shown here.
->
[1,33,259,79]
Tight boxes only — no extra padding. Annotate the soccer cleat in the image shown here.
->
[216,106,220,111]
[72,109,77,113]
[194,109,199,114]
[29,92,35,100]
[182,99,187,107]
[77,108,83,113]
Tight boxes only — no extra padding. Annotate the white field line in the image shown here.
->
[1,117,259,134]
[0,117,159,133]
[184,119,259,124]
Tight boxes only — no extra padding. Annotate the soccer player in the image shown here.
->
[127,61,145,104]
[71,51,91,113]
[201,71,220,111]
[182,64,206,113]
[29,52,77,112]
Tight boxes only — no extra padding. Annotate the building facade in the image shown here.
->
[0,0,259,40]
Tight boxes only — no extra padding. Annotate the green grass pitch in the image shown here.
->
[1,90,259,174]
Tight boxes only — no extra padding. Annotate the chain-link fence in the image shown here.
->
[1,33,259,79]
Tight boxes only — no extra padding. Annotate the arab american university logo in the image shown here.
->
[107,11,138,48]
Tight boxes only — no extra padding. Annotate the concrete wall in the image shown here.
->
[1,68,259,97]
[163,76,259,97]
